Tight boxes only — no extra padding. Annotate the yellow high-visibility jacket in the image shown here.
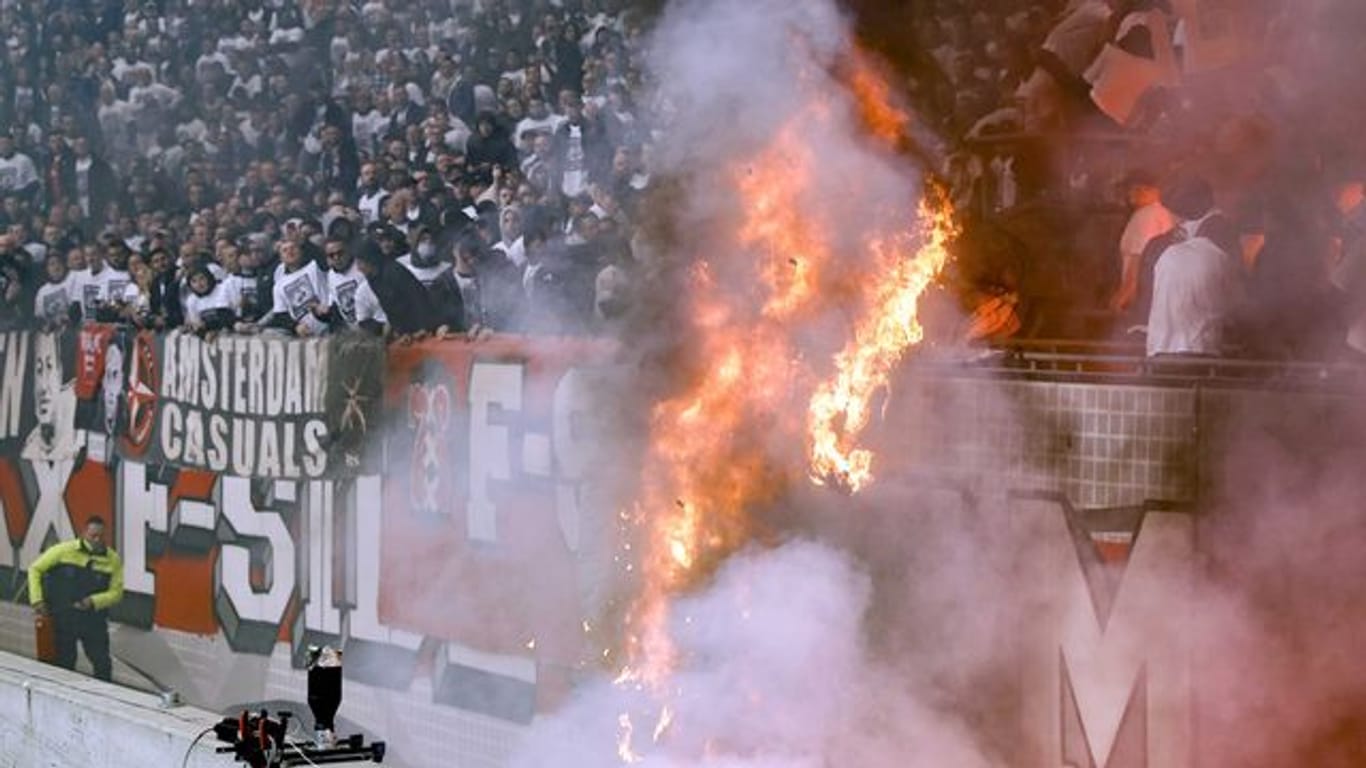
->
[28,540,124,612]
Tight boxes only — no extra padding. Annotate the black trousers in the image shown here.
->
[53,610,111,682]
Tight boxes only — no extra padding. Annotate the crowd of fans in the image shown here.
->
[906,0,1366,362]
[5,0,1363,363]
[0,0,649,341]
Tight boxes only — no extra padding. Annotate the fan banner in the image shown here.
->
[113,329,384,479]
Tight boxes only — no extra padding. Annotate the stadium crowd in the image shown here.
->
[909,0,1366,361]
[0,0,647,341]
[4,0,1364,363]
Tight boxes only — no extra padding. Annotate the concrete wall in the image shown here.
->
[0,649,223,768]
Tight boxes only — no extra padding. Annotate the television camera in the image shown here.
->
[212,646,385,768]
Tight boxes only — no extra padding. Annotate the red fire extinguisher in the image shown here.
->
[34,613,57,663]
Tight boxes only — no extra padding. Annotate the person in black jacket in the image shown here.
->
[465,112,519,175]
[300,123,360,195]
[384,83,427,141]
[551,21,585,98]
[445,62,477,127]
[425,262,469,333]
[353,238,446,337]
[147,246,184,329]
[60,135,120,232]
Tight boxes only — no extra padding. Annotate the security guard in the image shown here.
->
[29,516,123,681]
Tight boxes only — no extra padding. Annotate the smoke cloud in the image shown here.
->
[512,539,998,768]
[635,0,928,275]
[513,0,1366,766]
[1184,395,1366,766]
[511,0,1004,763]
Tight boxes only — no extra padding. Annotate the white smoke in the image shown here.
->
[512,0,1366,764]
[511,0,1005,764]
[642,0,922,257]
[511,540,995,767]
[646,0,845,159]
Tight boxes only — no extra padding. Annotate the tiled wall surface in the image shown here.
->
[887,375,1207,511]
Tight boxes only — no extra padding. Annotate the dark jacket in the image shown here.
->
[446,77,477,126]
[300,138,360,193]
[58,153,121,229]
[364,259,445,335]
[384,103,427,140]
[522,240,595,334]
[465,126,519,173]
[150,271,185,329]
[425,269,469,332]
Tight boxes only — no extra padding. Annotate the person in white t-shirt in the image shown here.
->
[1147,178,1246,357]
[351,90,388,156]
[99,240,134,310]
[68,244,120,321]
[33,253,75,328]
[262,240,331,336]
[514,97,564,154]
[323,237,386,330]
[0,134,40,200]
[120,258,155,327]
[355,162,386,225]
[1110,170,1176,317]
[182,266,239,334]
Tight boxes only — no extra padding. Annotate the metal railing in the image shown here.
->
[910,339,1366,393]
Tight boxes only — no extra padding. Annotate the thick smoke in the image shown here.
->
[517,0,1366,766]
[512,540,997,768]
[509,0,1008,764]
[1183,395,1366,766]
[636,0,926,275]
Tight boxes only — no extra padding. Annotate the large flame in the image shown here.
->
[619,264,804,693]
[613,43,956,761]
[806,187,957,492]
[802,53,959,493]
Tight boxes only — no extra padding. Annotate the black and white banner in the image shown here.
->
[0,330,37,455]
[118,330,383,478]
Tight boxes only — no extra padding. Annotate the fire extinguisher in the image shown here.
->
[34,612,57,663]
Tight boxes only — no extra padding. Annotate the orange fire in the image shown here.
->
[619,263,798,690]
[803,52,958,493]
[807,187,957,492]
[736,118,829,320]
[612,44,955,761]
[847,57,910,147]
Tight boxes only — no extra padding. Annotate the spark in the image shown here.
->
[653,705,675,743]
[618,713,642,764]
